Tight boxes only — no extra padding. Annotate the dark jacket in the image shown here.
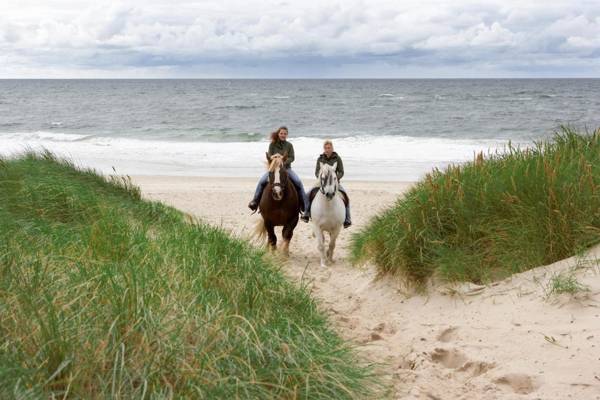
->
[315,152,344,180]
[268,140,295,169]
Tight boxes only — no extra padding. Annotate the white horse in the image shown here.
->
[311,162,345,267]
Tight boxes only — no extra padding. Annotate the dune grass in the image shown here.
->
[0,151,381,399]
[546,272,589,297]
[352,127,600,285]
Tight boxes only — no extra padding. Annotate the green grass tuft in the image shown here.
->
[546,272,589,297]
[0,152,382,399]
[352,127,600,285]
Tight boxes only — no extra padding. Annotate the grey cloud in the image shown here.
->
[0,0,599,77]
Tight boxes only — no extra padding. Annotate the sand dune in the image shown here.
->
[133,176,600,399]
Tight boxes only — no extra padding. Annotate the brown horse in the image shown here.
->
[254,153,300,256]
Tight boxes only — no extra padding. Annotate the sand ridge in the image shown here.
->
[134,176,600,400]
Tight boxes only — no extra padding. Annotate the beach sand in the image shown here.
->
[133,176,600,399]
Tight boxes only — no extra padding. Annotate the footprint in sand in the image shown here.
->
[338,316,360,330]
[458,361,496,377]
[431,347,496,378]
[494,373,541,394]
[437,326,458,342]
[430,348,468,369]
[373,322,397,335]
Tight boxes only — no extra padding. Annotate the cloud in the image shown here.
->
[0,0,599,77]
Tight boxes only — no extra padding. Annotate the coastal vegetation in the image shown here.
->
[352,127,600,285]
[546,271,589,297]
[0,152,379,399]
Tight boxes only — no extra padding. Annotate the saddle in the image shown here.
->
[309,186,349,207]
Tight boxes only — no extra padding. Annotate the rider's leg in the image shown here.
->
[344,203,352,228]
[248,172,268,210]
[287,169,310,217]
[339,184,352,227]
[305,186,318,218]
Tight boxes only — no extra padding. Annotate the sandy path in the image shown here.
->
[134,176,600,400]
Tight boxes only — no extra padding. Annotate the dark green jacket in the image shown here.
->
[268,140,295,169]
[315,152,344,180]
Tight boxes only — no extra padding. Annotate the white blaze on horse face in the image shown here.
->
[320,165,337,200]
[273,168,283,200]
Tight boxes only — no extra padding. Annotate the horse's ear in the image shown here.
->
[266,152,271,162]
[332,162,337,171]
[282,152,288,162]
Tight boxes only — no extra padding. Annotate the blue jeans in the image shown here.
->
[340,184,352,223]
[252,169,309,212]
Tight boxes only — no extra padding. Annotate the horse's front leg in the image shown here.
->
[327,227,341,263]
[265,222,277,251]
[312,224,327,267]
[281,218,298,257]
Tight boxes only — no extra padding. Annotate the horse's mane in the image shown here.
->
[267,154,284,172]
[318,162,335,178]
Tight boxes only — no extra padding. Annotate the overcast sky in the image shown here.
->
[1,0,599,78]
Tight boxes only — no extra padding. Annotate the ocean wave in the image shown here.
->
[0,133,523,180]
[0,122,22,128]
[217,104,260,110]
[503,97,533,101]
[1,131,91,142]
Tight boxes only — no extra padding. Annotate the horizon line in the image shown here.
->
[1,77,600,80]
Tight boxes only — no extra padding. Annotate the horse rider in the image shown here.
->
[248,126,310,222]
[306,140,352,228]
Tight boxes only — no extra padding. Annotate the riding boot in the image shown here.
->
[292,183,310,222]
[249,173,269,211]
[300,201,310,222]
[343,204,352,228]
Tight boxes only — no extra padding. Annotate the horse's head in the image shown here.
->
[266,152,288,201]
[318,162,338,200]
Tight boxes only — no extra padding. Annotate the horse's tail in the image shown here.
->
[252,218,267,243]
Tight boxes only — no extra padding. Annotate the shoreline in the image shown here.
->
[130,175,416,187]
[0,133,519,182]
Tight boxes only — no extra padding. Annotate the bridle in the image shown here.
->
[272,180,284,190]
[269,162,287,200]
[319,167,337,198]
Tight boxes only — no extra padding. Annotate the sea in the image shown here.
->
[1,79,599,181]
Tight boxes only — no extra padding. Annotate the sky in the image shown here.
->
[1,0,599,78]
